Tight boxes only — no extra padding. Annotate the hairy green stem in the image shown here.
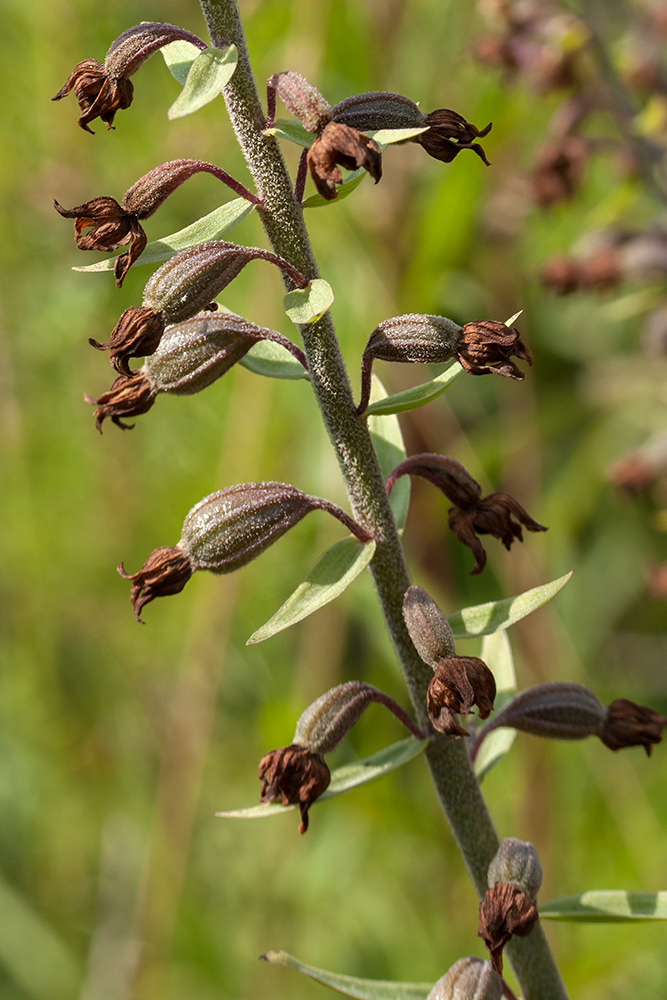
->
[199,2,568,996]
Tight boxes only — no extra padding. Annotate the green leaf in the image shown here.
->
[215,736,428,820]
[239,340,307,381]
[247,538,376,644]
[302,167,367,209]
[263,119,314,148]
[167,46,237,119]
[262,951,432,1000]
[284,278,334,324]
[474,631,517,780]
[367,126,428,145]
[160,39,202,85]
[368,377,410,531]
[364,363,463,416]
[447,572,573,639]
[540,891,667,922]
[72,199,254,273]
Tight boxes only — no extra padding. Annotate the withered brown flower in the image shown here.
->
[84,373,157,433]
[52,59,134,133]
[89,306,166,377]
[427,656,496,736]
[307,121,382,200]
[258,743,331,834]
[600,699,667,756]
[531,135,589,207]
[416,109,492,165]
[118,545,193,623]
[477,883,539,974]
[53,197,147,287]
[456,320,533,379]
[448,492,547,575]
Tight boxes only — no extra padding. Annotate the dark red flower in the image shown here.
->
[89,306,166,377]
[53,197,146,287]
[427,656,496,736]
[84,373,156,433]
[416,109,492,165]
[52,59,134,133]
[600,699,667,756]
[307,121,382,200]
[117,546,193,623]
[448,492,547,574]
[258,744,331,834]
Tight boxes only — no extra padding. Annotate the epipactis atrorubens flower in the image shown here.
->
[52,23,206,132]
[55,160,260,287]
[267,72,382,200]
[478,839,542,974]
[332,92,492,166]
[357,314,532,413]
[119,484,371,622]
[85,312,307,431]
[90,240,308,376]
[259,681,424,833]
[403,586,496,735]
[469,683,667,760]
[387,455,547,574]
[426,957,502,1000]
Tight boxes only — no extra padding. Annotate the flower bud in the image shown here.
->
[294,681,424,755]
[333,91,426,131]
[487,838,543,898]
[427,958,502,1000]
[357,314,462,413]
[142,240,308,325]
[52,24,206,133]
[402,586,456,668]
[119,483,370,620]
[267,71,332,133]
[259,682,423,834]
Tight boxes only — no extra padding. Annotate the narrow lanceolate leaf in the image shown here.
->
[239,340,308,381]
[474,631,518,780]
[367,126,428,145]
[168,45,238,119]
[368,376,410,531]
[263,119,314,148]
[73,200,255,272]
[540,891,667,922]
[247,538,376,644]
[447,572,573,639]
[262,951,432,1000]
[284,278,334,324]
[160,38,202,85]
[303,167,367,208]
[364,363,463,417]
[215,737,427,819]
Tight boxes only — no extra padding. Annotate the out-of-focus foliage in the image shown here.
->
[1,1,666,999]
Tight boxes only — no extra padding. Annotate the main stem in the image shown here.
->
[200,2,568,996]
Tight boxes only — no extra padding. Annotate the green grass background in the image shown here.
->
[1,0,666,998]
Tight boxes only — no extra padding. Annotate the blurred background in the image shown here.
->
[2,0,667,997]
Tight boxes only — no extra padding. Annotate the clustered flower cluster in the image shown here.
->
[53,17,667,999]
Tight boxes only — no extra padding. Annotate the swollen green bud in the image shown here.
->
[488,838,543,897]
[267,71,332,133]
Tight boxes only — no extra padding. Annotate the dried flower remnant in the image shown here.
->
[90,306,166,378]
[416,108,492,166]
[52,23,206,132]
[426,957,502,1000]
[54,160,260,287]
[427,657,497,737]
[456,320,533,379]
[259,681,423,833]
[267,72,382,200]
[85,372,157,432]
[388,454,546,574]
[119,483,371,620]
[478,839,542,974]
[258,744,330,834]
[600,699,667,756]
[307,122,382,200]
